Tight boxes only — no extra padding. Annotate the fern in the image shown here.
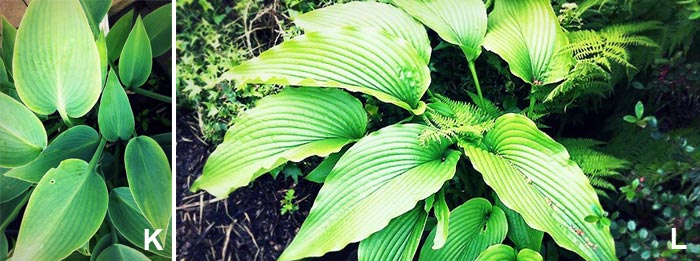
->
[561,138,631,196]
[420,94,499,145]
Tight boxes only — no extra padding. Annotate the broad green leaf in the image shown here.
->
[143,3,173,57]
[462,113,616,260]
[5,125,99,183]
[1,17,16,75]
[475,244,543,261]
[98,69,135,142]
[358,202,427,261]
[96,244,149,261]
[192,87,367,198]
[0,92,46,167]
[125,136,172,242]
[482,0,573,85]
[108,188,172,257]
[118,16,152,88]
[0,232,6,260]
[221,28,430,114]
[90,233,113,261]
[13,0,102,119]
[106,9,134,62]
[79,0,112,37]
[432,188,450,249]
[305,148,346,183]
[393,0,487,62]
[0,168,30,203]
[12,159,108,261]
[495,194,544,251]
[97,33,108,87]
[0,189,30,232]
[151,132,172,163]
[419,198,507,261]
[279,124,461,260]
[294,2,430,63]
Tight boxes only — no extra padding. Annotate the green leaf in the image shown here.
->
[12,159,108,260]
[622,115,637,123]
[634,101,644,119]
[124,136,172,242]
[393,0,487,62]
[294,1,431,63]
[90,234,113,261]
[462,113,616,260]
[0,92,46,167]
[517,248,545,261]
[97,32,108,87]
[0,168,30,203]
[151,132,172,163]
[79,0,112,37]
[98,69,135,142]
[432,188,450,249]
[495,194,544,252]
[305,148,345,183]
[5,125,99,183]
[475,244,544,261]
[419,198,507,261]
[0,189,30,232]
[0,56,8,85]
[106,9,134,62]
[118,16,152,88]
[482,0,573,85]
[143,3,173,57]
[279,124,461,260]
[1,17,16,75]
[192,87,367,198]
[358,202,428,261]
[13,0,102,119]
[96,244,149,261]
[220,27,430,114]
[108,188,171,257]
[0,232,6,260]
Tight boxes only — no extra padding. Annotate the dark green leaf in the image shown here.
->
[108,188,171,257]
[143,3,173,57]
[305,149,345,183]
[1,17,16,75]
[0,167,30,203]
[98,69,135,142]
[106,9,134,62]
[495,194,543,252]
[96,244,149,261]
[79,0,112,37]
[118,16,152,88]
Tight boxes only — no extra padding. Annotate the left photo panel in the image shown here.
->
[0,0,173,260]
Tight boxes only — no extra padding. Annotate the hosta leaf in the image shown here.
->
[192,87,367,198]
[108,188,171,257]
[0,232,6,260]
[79,0,111,37]
[0,168,30,203]
[13,0,102,119]
[482,0,573,85]
[151,132,172,163]
[125,136,171,242]
[97,33,108,86]
[96,244,149,261]
[0,92,46,167]
[495,194,544,251]
[279,124,461,260]
[294,2,431,63]
[432,188,450,249]
[393,0,487,62]
[419,198,507,261]
[305,148,345,183]
[358,202,427,261]
[143,3,173,57]
[462,113,616,260]
[98,69,135,142]
[1,17,16,75]
[118,16,152,88]
[12,159,108,260]
[221,28,430,114]
[5,125,99,183]
[475,244,543,261]
[0,190,30,232]
[0,56,8,85]
[106,9,134,62]
[90,233,113,261]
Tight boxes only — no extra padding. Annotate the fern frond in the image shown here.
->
[420,94,497,145]
[561,138,631,193]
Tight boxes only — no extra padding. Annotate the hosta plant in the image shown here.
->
[191,0,616,260]
[0,1,172,260]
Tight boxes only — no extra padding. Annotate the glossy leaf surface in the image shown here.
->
[118,16,152,88]
[108,188,171,257]
[98,69,135,141]
[143,3,173,57]
[358,203,427,261]
[0,92,46,167]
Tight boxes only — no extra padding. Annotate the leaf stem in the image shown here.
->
[131,86,172,103]
[0,187,33,232]
[88,137,108,174]
[467,61,483,102]
[528,85,537,115]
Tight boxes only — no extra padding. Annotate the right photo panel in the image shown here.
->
[175,0,700,260]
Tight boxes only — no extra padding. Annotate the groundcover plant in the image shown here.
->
[0,0,172,260]
[186,0,639,260]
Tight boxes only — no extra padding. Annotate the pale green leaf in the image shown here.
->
[220,28,430,114]
[192,87,367,198]
[475,244,544,261]
[432,188,450,249]
[96,244,149,261]
[393,0,487,62]
[99,69,135,142]
[108,188,171,257]
[79,0,112,37]
[143,3,173,57]
[106,9,134,62]
[305,148,345,183]
[118,16,152,88]
[0,92,46,167]
[419,198,507,261]
[1,17,16,75]
[495,194,544,251]
[294,1,430,63]
[279,124,461,260]
[5,125,99,183]
[97,32,108,87]
[518,248,545,261]
[0,168,30,203]
[462,113,616,260]
[482,0,573,85]
[358,202,427,261]
[13,0,102,119]
[12,159,108,261]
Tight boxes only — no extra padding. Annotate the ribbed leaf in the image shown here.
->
[0,168,29,203]
[79,0,111,37]
[482,0,572,85]
[432,188,450,249]
[305,148,345,183]
[358,202,428,261]
[419,198,507,261]
[495,194,544,251]
[220,28,430,114]
[99,69,135,142]
[96,244,149,261]
[143,3,173,57]
[13,0,102,119]
[462,113,616,260]
[12,159,108,260]
[393,0,487,62]
[294,2,430,63]
[279,124,461,260]
[0,92,46,168]
[192,87,367,198]
[118,16,152,88]
[5,125,99,183]
[1,17,16,75]
[106,9,134,62]
[108,188,171,257]
[475,244,543,261]
[517,249,544,261]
